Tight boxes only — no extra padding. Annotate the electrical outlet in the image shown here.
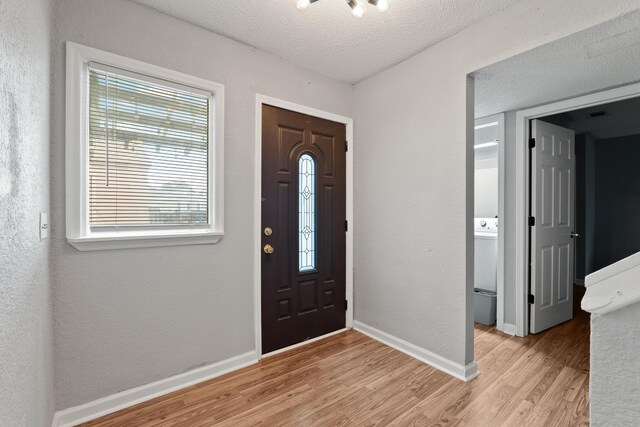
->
[40,213,48,241]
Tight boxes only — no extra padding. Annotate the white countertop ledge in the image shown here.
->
[582,251,640,315]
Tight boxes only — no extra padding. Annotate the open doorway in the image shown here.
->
[473,115,505,332]
[514,83,640,336]
[524,94,640,334]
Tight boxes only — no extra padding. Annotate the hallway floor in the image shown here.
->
[83,311,589,426]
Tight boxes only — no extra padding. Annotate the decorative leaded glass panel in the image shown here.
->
[298,154,316,272]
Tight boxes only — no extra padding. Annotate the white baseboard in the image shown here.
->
[353,321,479,382]
[51,324,481,426]
[52,350,259,427]
[501,322,518,336]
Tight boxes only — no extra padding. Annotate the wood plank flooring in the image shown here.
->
[82,310,589,427]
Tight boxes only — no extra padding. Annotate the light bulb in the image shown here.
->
[352,1,365,18]
[376,0,389,12]
[296,0,311,11]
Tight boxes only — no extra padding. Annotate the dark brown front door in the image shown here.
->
[261,105,347,354]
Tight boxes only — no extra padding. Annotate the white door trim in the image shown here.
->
[515,81,640,337]
[474,114,506,333]
[254,94,354,356]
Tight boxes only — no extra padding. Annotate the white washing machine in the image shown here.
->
[474,217,498,292]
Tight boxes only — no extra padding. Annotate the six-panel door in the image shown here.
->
[530,119,576,334]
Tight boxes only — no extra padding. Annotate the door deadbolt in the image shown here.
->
[264,227,273,236]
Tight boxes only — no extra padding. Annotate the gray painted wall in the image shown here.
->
[575,134,587,281]
[574,134,597,282]
[51,0,353,410]
[591,303,640,426]
[475,123,499,218]
[501,111,518,326]
[0,0,55,425]
[594,134,640,270]
[475,158,498,218]
[585,135,597,278]
[353,0,637,367]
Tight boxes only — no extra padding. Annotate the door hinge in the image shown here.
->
[344,300,348,311]
[529,138,536,149]
[345,220,348,232]
[528,294,535,304]
[528,216,535,227]
[345,140,348,152]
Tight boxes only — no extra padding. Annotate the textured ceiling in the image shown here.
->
[131,0,524,84]
[474,10,640,118]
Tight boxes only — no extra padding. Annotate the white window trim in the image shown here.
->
[65,42,224,251]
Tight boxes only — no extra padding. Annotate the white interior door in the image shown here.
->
[530,120,576,334]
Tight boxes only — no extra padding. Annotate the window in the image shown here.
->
[66,43,224,251]
[298,154,316,272]
[87,68,209,227]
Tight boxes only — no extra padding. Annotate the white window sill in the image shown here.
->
[67,231,224,251]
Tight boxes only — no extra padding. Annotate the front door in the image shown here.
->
[530,119,576,334]
[261,105,347,354]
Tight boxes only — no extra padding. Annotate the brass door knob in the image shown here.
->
[263,244,274,254]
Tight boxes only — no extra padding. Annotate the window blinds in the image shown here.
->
[88,67,210,227]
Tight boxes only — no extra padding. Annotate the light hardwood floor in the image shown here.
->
[82,310,589,426]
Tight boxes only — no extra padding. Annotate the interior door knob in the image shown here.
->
[263,244,274,254]
[570,232,580,239]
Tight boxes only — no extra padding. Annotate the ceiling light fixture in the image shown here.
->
[348,0,366,18]
[295,0,318,11]
[296,0,390,18]
[368,0,389,12]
